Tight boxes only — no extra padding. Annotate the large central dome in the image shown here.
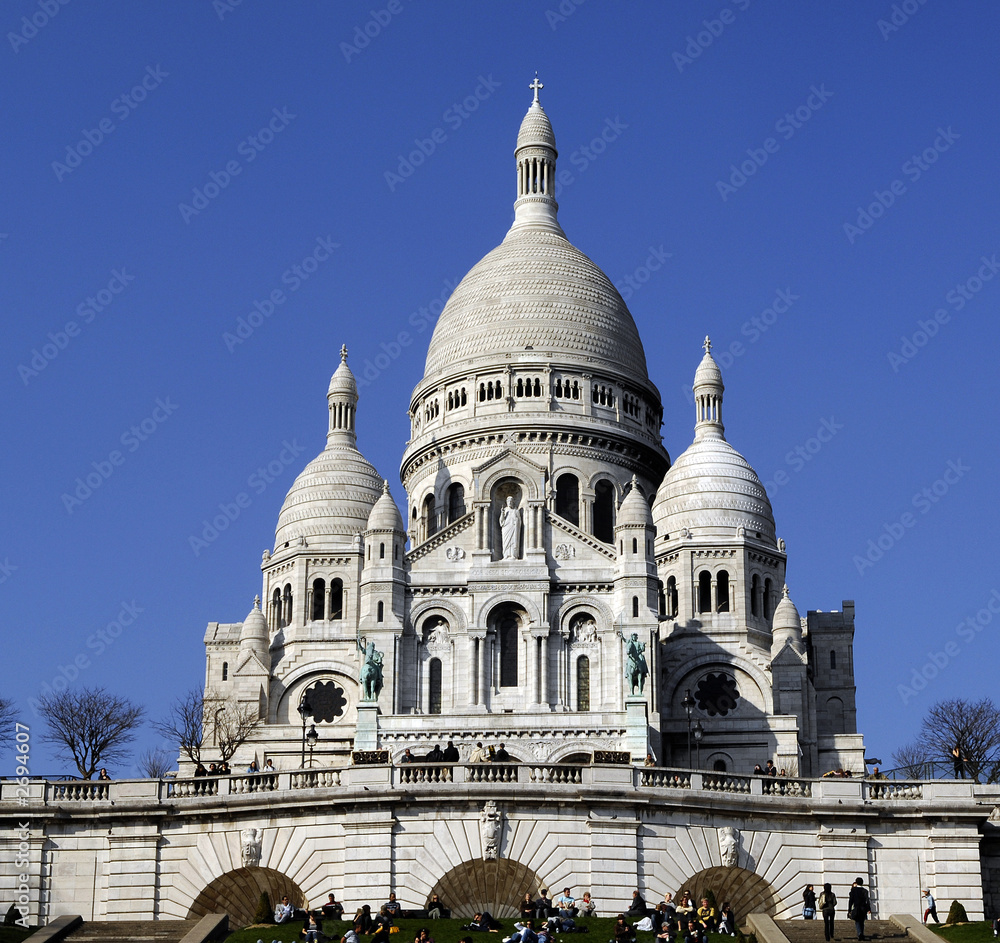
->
[423,227,649,381]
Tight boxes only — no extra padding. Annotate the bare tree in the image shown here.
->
[137,747,174,778]
[211,700,262,762]
[0,697,17,732]
[890,742,932,779]
[153,689,205,765]
[915,697,1000,782]
[37,687,145,779]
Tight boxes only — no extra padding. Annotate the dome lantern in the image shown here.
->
[327,344,358,446]
[512,74,561,232]
[693,336,725,442]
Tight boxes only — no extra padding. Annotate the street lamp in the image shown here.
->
[306,724,319,768]
[693,720,704,770]
[297,691,313,768]
[682,689,695,769]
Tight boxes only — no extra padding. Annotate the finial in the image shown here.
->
[382,479,390,495]
[254,594,261,609]
[340,343,348,363]
[703,336,712,354]
[529,73,543,104]
[631,474,638,487]
[782,584,790,598]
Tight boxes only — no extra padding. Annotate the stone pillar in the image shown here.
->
[817,829,870,898]
[355,702,380,750]
[588,812,639,911]
[540,634,549,708]
[106,829,161,918]
[928,831,985,919]
[625,696,649,761]
[342,811,395,911]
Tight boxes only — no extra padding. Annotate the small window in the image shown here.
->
[717,570,730,612]
[593,479,615,544]
[751,575,760,617]
[428,658,442,715]
[377,601,384,622]
[632,537,638,554]
[576,655,590,711]
[330,579,343,621]
[666,576,678,618]
[764,578,773,620]
[698,571,712,614]
[221,661,228,681]
[379,542,385,559]
[632,596,640,618]
[311,578,326,621]
[713,759,727,772]
[830,649,837,669]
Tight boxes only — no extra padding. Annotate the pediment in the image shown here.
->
[474,447,548,480]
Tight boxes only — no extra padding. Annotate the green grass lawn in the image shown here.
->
[926,923,996,943]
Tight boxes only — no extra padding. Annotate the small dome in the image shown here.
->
[771,585,801,634]
[275,444,382,547]
[617,477,652,528]
[367,480,404,532]
[328,351,357,397]
[652,437,776,544]
[239,596,268,653]
[516,101,557,153]
[693,346,724,390]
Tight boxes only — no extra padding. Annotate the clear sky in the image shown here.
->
[3,1,998,776]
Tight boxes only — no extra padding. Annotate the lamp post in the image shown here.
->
[693,720,704,770]
[682,689,695,769]
[297,691,313,768]
[306,724,319,768]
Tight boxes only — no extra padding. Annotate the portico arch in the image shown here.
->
[188,866,306,927]
[428,857,545,918]
[672,866,779,920]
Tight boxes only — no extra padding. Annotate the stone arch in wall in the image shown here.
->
[428,857,544,919]
[187,867,306,927]
[674,866,779,921]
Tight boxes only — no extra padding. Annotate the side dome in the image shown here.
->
[366,480,404,532]
[617,477,653,528]
[653,340,776,545]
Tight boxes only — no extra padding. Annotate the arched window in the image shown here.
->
[593,479,615,543]
[666,576,678,618]
[750,574,760,617]
[447,483,465,523]
[698,571,712,614]
[658,581,666,617]
[713,759,727,772]
[423,493,436,539]
[271,588,281,629]
[763,578,773,620]
[379,542,385,559]
[329,578,343,620]
[830,649,837,669]
[311,578,325,621]
[632,537,638,554]
[632,596,639,618]
[827,696,845,730]
[221,661,228,681]
[555,473,579,525]
[576,656,590,711]
[499,615,518,687]
[717,570,730,612]
[428,658,442,715]
[377,601,384,623]
[282,584,293,626]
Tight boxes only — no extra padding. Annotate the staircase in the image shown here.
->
[776,919,910,943]
[65,919,202,943]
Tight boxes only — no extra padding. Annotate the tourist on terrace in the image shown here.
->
[263,758,277,772]
[764,760,777,777]
[98,768,111,781]
[752,764,763,775]
[644,753,656,767]
[818,884,837,942]
[218,760,231,774]
[426,745,445,762]
[193,763,208,776]
[494,743,513,762]
[443,741,460,762]
[469,741,489,762]
[400,749,415,764]
[247,760,259,773]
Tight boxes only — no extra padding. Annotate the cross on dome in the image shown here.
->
[530,74,543,103]
[703,336,712,354]
[340,344,349,362]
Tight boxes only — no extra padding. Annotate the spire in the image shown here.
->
[327,343,359,446]
[512,74,561,232]
[693,337,725,441]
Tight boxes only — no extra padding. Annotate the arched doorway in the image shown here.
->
[429,858,543,918]
[188,867,306,927]
[674,866,779,921]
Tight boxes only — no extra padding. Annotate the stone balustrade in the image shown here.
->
[2,766,985,808]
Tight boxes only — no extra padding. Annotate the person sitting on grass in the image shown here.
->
[370,907,394,943]
[578,893,596,918]
[354,906,373,935]
[696,898,717,931]
[613,914,635,943]
[275,896,294,924]
[625,891,647,918]
[465,912,500,932]
[322,895,344,921]
[718,903,736,937]
[683,919,706,943]
[413,928,434,943]
[503,918,537,943]
[426,894,445,919]
[384,894,401,917]
[302,911,323,943]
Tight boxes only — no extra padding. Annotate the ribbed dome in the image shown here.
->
[517,101,557,152]
[694,348,724,389]
[771,585,801,634]
[652,437,776,544]
[366,480,404,532]
[617,478,652,528]
[239,596,268,651]
[274,444,382,547]
[422,227,649,381]
[328,358,356,396]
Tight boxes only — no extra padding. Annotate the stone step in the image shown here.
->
[67,918,201,943]
[776,919,908,943]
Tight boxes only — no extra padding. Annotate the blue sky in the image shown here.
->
[3,1,999,775]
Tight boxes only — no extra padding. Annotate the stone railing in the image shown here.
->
[2,768,982,808]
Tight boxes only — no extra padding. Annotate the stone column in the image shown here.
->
[342,811,395,911]
[106,829,161,918]
[588,811,639,911]
[540,635,549,708]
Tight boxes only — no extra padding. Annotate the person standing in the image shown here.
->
[847,878,871,941]
[922,890,939,924]
[818,883,837,942]
[802,884,817,920]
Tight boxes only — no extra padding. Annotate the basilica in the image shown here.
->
[203,82,864,778]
